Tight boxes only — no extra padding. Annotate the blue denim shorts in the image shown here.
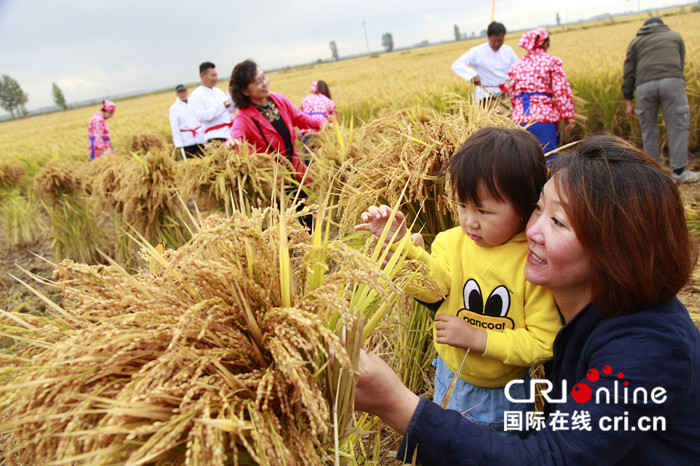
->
[432,356,533,433]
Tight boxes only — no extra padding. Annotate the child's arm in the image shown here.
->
[481,284,561,367]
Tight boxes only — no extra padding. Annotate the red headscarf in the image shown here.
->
[102,100,116,112]
[519,27,549,52]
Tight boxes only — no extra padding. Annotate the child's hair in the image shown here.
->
[447,127,547,229]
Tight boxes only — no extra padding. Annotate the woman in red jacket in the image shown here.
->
[229,59,323,184]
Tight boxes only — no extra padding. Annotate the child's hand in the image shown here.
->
[435,314,487,353]
[411,233,424,248]
[355,205,408,242]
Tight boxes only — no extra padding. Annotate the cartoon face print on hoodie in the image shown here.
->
[456,278,515,331]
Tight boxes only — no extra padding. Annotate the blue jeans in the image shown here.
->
[432,356,532,434]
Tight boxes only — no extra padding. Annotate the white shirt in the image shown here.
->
[169,98,205,148]
[451,42,519,101]
[188,85,236,141]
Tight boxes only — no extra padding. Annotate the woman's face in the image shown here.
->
[243,66,269,105]
[524,179,592,312]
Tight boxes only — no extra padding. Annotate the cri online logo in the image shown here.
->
[505,365,667,405]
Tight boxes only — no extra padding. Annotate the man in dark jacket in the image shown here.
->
[622,18,698,182]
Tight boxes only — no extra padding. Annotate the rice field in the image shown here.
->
[1,6,700,464]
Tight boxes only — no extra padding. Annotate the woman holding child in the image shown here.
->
[357,127,561,433]
[354,132,700,464]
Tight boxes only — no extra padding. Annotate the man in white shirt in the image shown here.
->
[451,22,518,110]
[188,62,236,143]
[169,84,205,159]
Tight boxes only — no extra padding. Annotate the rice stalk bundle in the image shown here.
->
[32,159,84,200]
[178,143,285,214]
[90,151,190,248]
[337,96,515,244]
[0,159,26,190]
[80,153,130,207]
[127,132,166,154]
[0,189,46,249]
[0,203,414,464]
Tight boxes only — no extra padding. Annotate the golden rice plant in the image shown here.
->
[0,194,417,464]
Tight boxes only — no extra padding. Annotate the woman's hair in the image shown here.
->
[315,80,331,100]
[229,59,258,109]
[551,134,697,315]
[448,127,547,231]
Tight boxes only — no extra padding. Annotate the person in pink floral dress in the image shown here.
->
[508,28,574,165]
[87,100,115,159]
[299,80,336,151]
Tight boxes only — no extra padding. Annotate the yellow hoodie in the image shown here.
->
[399,227,561,387]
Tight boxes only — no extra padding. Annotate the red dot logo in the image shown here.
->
[602,365,612,375]
[586,369,599,382]
[571,383,592,404]
[617,372,624,379]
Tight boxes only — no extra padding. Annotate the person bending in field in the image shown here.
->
[355,127,561,434]
[88,100,115,160]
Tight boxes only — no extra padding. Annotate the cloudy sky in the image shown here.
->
[0,0,690,114]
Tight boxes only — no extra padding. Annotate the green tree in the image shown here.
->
[329,40,339,61]
[52,82,67,110]
[0,75,28,118]
[454,24,462,41]
[381,32,394,52]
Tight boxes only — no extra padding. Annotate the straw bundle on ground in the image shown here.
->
[178,143,282,214]
[0,203,415,464]
[128,132,166,154]
[32,159,84,200]
[0,159,26,190]
[337,97,516,242]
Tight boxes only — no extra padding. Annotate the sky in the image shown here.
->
[0,0,692,115]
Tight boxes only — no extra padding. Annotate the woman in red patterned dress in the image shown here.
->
[508,28,575,165]
[299,80,336,152]
[87,100,115,160]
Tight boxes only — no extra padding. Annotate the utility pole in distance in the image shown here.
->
[363,20,370,56]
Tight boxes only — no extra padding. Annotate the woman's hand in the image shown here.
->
[355,205,408,242]
[435,314,487,353]
[355,349,420,434]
